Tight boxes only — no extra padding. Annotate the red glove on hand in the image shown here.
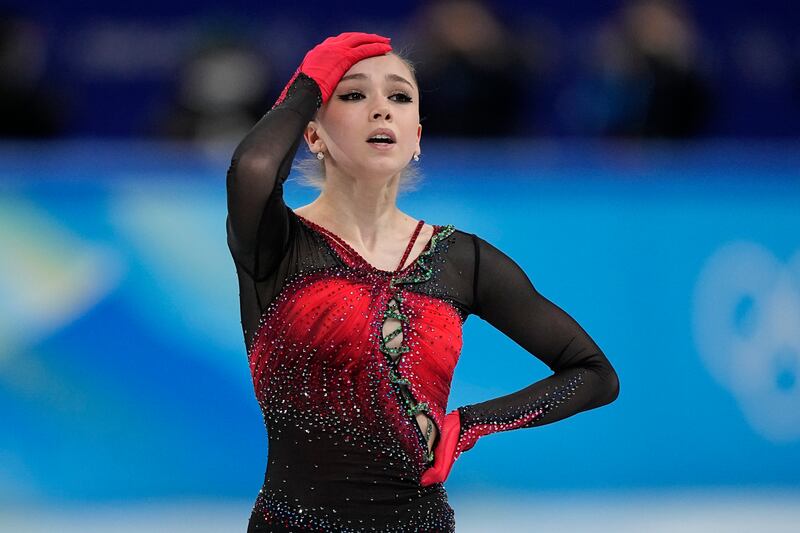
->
[420,409,462,486]
[273,32,392,108]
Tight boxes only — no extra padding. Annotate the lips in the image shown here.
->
[366,128,396,143]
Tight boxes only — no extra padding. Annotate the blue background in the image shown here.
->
[2,1,800,527]
[2,140,799,513]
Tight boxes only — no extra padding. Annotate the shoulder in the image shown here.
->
[453,230,524,271]
[435,227,502,252]
[433,227,483,271]
[427,224,516,269]
[433,222,458,240]
[447,228,493,254]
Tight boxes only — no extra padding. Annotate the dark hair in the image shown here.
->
[292,50,423,195]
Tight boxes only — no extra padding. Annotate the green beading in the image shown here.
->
[390,224,456,289]
[378,224,456,465]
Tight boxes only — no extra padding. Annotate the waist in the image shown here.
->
[250,419,455,531]
[264,420,424,495]
[250,482,454,532]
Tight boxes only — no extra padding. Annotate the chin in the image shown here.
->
[359,157,405,174]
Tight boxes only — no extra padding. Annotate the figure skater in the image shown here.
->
[226,31,620,532]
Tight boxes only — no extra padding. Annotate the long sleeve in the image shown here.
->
[454,233,620,457]
[225,73,322,282]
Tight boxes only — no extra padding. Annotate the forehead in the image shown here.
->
[340,54,415,87]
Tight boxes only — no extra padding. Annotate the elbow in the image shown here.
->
[226,152,277,195]
[608,368,619,403]
[595,362,619,406]
[581,355,619,407]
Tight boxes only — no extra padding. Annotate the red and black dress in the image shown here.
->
[226,74,619,532]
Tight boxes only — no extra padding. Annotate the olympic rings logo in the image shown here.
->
[692,241,800,442]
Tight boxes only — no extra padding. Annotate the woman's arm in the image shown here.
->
[454,233,620,454]
[225,73,321,280]
[225,32,392,281]
[421,233,619,486]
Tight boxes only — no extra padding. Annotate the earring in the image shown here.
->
[413,153,420,162]
[316,151,325,160]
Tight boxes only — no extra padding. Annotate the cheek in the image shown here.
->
[318,109,356,147]
[402,117,421,144]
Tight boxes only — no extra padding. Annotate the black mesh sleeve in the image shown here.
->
[225,73,322,281]
[454,233,620,456]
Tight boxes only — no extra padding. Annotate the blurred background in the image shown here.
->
[1,0,799,531]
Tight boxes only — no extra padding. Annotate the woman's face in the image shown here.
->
[305,53,422,183]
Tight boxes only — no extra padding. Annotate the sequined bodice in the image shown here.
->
[293,215,444,458]
[244,211,461,531]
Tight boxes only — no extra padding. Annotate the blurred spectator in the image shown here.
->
[150,37,273,145]
[0,10,66,138]
[794,39,800,104]
[406,0,531,137]
[561,0,712,138]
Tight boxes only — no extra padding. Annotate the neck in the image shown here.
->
[307,167,406,252]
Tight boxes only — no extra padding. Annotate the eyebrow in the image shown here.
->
[339,72,414,89]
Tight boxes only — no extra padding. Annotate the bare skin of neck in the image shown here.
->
[294,168,433,272]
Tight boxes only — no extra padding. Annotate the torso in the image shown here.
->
[293,206,435,272]
[243,206,462,531]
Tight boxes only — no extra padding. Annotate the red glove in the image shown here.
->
[273,32,392,108]
[420,409,462,486]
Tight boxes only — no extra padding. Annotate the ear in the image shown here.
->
[304,120,325,152]
[416,123,422,155]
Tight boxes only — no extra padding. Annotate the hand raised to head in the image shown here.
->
[274,31,392,108]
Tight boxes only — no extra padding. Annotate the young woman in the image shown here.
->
[226,31,619,532]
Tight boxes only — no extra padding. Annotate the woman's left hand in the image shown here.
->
[420,409,461,486]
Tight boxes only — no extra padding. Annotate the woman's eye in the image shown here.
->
[338,91,365,101]
[390,92,413,103]
[337,91,413,103]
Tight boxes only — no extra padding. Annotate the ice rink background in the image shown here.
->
[2,0,800,529]
[1,139,799,530]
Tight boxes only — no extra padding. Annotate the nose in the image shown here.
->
[371,106,391,121]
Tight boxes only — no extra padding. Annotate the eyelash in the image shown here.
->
[338,91,413,103]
